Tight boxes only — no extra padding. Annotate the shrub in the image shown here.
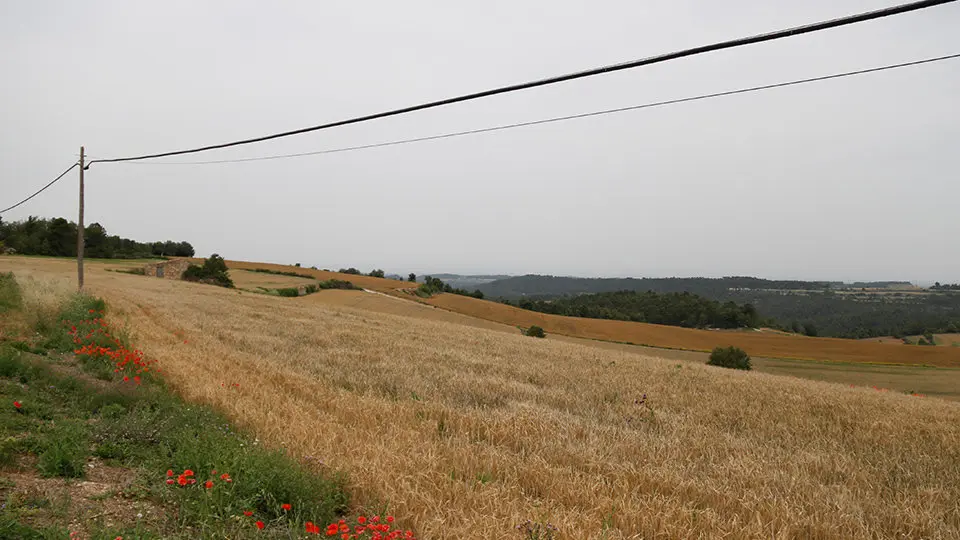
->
[183,254,234,288]
[707,346,752,370]
[277,288,300,297]
[524,325,546,338]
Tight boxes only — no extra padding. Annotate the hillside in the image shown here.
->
[476,275,960,339]
[3,256,959,538]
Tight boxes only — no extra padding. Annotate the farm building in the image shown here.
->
[143,259,191,280]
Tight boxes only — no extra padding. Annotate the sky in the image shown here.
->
[1,1,958,282]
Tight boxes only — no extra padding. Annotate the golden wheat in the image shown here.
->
[4,257,960,539]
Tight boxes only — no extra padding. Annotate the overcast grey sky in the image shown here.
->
[1,1,958,282]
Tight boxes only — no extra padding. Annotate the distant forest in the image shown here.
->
[0,216,194,259]
[507,291,760,329]
[479,275,960,339]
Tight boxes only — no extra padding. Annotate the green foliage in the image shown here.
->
[524,325,546,338]
[0,215,193,259]
[338,268,361,275]
[36,421,89,478]
[277,288,300,297]
[0,272,22,313]
[417,276,485,299]
[183,254,234,288]
[803,322,818,337]
[518,291,760,329]
[368,269,385,278]
[481,275,960,339]
[408,273,417,282]
[707,346,752,370]
[247,267,314,280]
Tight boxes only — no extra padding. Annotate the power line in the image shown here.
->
[97,53,960,166]
[88,0,957,165]
[0,162,79,215]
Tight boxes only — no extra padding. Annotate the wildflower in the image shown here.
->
[305,521,320,534]
[243,511,254,517]
[167,469,174,477]
[204,480,214,489]
[184,469,194,476]
[358,516,367,524]
[255,520,265,530]
[282,503,292,511]
[165,479,174,485]
[220,472,232,482]
[177,475,187,486]
[386,516,394,524]
[13,401,21,409]
[123,376,130,382]
[133,376,141,384]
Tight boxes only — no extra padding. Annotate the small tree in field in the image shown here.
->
[408,273,417,282]
[707,346,751,370]
[524,325,546,338]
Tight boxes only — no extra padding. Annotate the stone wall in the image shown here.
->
[143,259,192,280]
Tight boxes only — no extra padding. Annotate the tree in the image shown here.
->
[408,273,417,282]
[524,325,546,338]
[339,268,361,275]
[707,346,751,370]
[184,253,234,288]
[803,322,818,337]
[368,269,385,278]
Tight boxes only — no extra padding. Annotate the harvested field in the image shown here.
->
[229,269,316,291]
[421,293,960,367]
[3,256,960,539]
[213,259,414,291]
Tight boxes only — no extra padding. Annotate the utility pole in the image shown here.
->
[77,146,85,291]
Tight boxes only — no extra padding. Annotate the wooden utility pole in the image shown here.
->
[77,146,85,291]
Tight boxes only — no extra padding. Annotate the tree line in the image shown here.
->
[0,216,194,259]
[503,290,760,329]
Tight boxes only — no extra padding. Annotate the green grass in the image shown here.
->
[0,274,349,538]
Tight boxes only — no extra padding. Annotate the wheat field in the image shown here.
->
[3,257,960,539]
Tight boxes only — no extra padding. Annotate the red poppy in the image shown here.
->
[13,401,21,409]
[184,469,194,476]
[177,475,187,486]
[167,469,174,477]
[204,480,214,489]
[386,516,395,524]
[255,521,265,530]
[281,503,292,511]
[220,473,232,482]
[243,511,253,517]
[358,516,367,524]
[165,479,174,485]
[305,521,320,534]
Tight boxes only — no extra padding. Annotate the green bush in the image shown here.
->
[277,288,300,297]
[707,346,752,370]
[524,325,546,338]
[36,421,89,478]
[183,254,234,288]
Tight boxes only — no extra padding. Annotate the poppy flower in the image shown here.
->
[177,475,187,486]
[165,479,174,485]
[243,510,253,517]
[305,521,319,534]
[167,469,174,477]
[220,473,232,482]
[184,469,194,476]
[386,516,395,524]
[358,516,367,524]
[13,401,21,409]
[255,521,265,530]
[204,480,214,489]
[281,503,291,511]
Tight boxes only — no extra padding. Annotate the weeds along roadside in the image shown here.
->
[0,271,417,539]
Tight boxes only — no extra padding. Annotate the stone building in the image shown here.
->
[143,259,192,280]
